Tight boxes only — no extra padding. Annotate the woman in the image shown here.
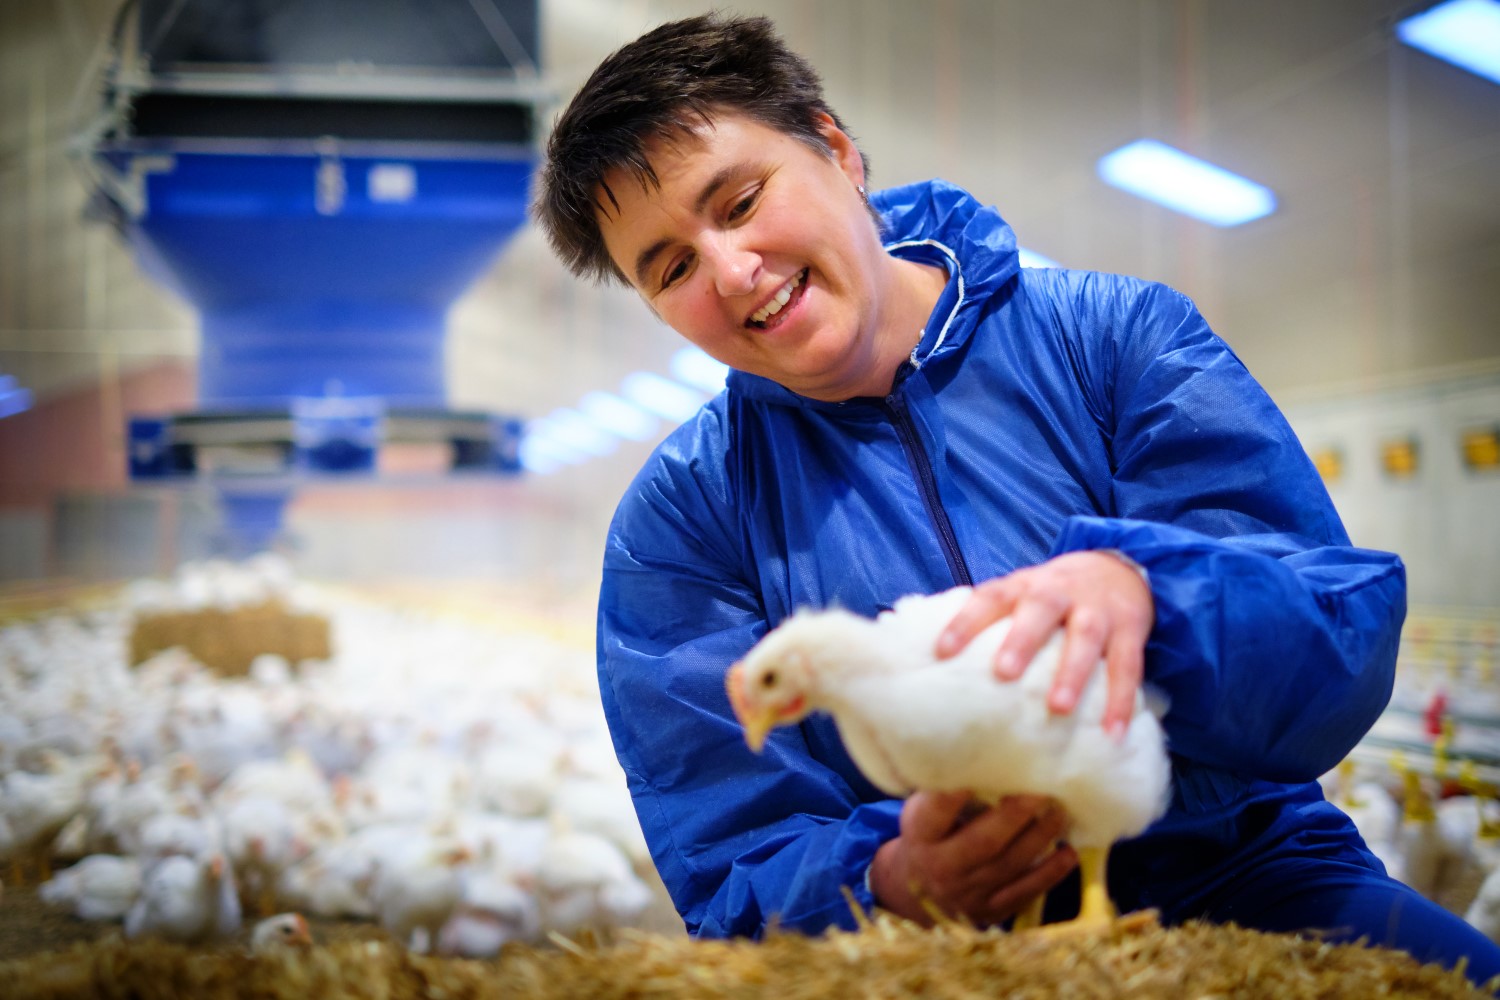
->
[535,12,1500,982]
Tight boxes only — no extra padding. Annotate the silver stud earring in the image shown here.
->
[857,184,868,203]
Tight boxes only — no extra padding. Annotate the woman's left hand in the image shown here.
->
[935,551,1154,738]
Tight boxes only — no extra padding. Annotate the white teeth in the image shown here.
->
[750,271,805,324]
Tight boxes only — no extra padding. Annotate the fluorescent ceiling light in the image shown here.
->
[540,408,618,457]
[1397,0,1500,85]
[522,424,589,465]
[670,347,731,393]
[579,391,659,441]
[1018,247,1061,269]
[621,372,707,422]
[0,374,30,419]
[1098,140,1276,226]
[519,439,565,474]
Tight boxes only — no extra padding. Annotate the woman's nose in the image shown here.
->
[704,239,760,297]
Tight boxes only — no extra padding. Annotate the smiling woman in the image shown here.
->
[531,11,1500,987]
[589,112,943,402]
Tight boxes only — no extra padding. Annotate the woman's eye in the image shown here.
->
[662,257,691,289]
[727,190,758,221]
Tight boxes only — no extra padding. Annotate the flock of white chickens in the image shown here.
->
[4,556,1497,961]
[1319,617,1500,945]
[0,556,665,956]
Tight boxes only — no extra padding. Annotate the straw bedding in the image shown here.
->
[1,913,1493,999]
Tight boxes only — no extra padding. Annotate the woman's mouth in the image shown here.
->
[748,269,809,330]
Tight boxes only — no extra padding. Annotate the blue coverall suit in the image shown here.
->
[596,179,1500,982]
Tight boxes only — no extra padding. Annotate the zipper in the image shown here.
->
[880,389,972,587]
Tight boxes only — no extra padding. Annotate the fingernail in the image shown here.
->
[1050,690,1075,713]
[996,652,1018,678]
[936,631,957,656]
[1106,719,1127,744]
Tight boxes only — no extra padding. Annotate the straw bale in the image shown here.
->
[0,914,1493,1000]
[129,601,331,676]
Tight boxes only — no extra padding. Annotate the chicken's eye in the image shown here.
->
[760,669,778,688]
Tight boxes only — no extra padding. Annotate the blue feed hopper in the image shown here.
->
[130,151,532,408]
[82,0,545,553]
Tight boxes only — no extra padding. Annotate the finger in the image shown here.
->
[1047,606,1107,714]
[936,580,1019,659]
[962,834,1063,907]
[993,589,1068,681]
[966,799,1070,878]
[937,795,1050,871]
[1101,627,1148,741]
[981,843,1078,922]
[901,789,975,844]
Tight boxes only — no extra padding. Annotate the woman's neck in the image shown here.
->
[873,256,950,393]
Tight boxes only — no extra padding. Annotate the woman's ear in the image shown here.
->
[814,112,865,190]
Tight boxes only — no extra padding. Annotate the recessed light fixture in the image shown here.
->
[1397,0,1500,86]
[540,408,618,458]
[578,391,660,441]
[620,372,708,422]
[515,351,727,475]
[671,347,731,393]
[0,374,31,419]
[1098,139,1276,227]
[1017,247,1061,269]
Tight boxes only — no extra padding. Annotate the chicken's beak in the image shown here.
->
[743,712,775,754]
[726,663,775,754]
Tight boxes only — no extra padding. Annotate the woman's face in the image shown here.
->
[595,112,903,402]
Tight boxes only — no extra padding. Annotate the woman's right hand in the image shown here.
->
[868,790,1076,926]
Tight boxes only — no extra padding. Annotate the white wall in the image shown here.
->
[1281,368,1500,610]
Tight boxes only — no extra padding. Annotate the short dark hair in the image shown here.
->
[534,13,866,285]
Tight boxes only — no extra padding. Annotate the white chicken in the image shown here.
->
[39,853,143,921]
[98,756,209,858]
[727,587,1172,930]
[438,866,540,956]
[1326,760,1404,880]
[1432,792,1500,913]
[536,829,652,934]
[369,837,472,954]
[249,912,314,953]
[220,794,312,916]
[1467,863,1500,943]
[549,776,651,868]
[0,751,94,883]
[124,851,243,943]
[472,743,563,817]
[1393,766,1445,899]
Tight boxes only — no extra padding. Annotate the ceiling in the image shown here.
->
[4,0,1499,459]
[462,0,1500,422]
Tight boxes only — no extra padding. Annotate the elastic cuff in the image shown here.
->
[1098,547,1149,584]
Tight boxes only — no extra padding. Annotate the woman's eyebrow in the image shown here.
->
[634,237,673,287]
[633,163,759,285]
[693,164,747,214]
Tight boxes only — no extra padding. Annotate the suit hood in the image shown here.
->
[726,179,1021,407]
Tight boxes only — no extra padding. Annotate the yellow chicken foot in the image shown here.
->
[1032,846,1154,938]
[1076,845,1113,925]
[1011,835,1058,931]
[1011,891,1047,931]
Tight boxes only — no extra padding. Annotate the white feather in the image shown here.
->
[733,587,1172,849]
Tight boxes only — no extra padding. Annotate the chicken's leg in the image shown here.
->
[1075,845,1114,925]
[1031,845,1157,938]
[1011,835,1059,931]
[1011,891,1046,931]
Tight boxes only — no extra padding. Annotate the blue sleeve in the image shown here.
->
[1047,278,1403,783]
[597,421,901,938]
